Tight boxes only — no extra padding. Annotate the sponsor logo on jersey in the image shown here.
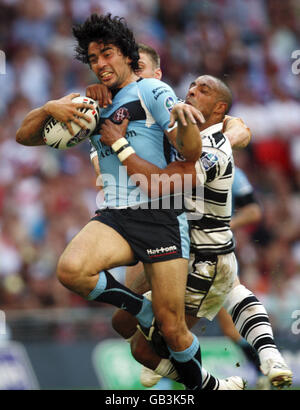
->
[201,153,219,171]
[152,86,170,100]
[164,96,175,113]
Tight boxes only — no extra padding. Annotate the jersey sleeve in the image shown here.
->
[195,147,232,186]
[138,78,179,132]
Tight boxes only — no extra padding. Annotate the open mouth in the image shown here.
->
[100,71,114,81]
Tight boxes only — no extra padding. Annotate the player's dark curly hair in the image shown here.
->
[72,13,139,70]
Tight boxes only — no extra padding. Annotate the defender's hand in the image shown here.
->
[43,93,94,136]
[100,119,129,146]
[169,103,205,128]
[86,84,112,108]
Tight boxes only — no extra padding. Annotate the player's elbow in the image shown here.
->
[16,127,38,146]
[240,133,251,149]
[183,150,201,162]
[233,130,251,149]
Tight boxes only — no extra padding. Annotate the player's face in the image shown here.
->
[185,76,219,120]
[135,52,162,80]
[88,42,134,89]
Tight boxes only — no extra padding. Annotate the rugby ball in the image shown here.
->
[43,96,100,149]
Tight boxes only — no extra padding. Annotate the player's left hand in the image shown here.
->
[169,102,205,128]
[100,118,129,146]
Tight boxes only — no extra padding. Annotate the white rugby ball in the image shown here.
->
[43,96,100,149]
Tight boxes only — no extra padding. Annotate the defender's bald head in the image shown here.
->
[197,75,233,114]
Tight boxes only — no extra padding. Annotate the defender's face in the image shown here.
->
[185,76,219,120]
[135,52,162,80]
[88,42,133,89]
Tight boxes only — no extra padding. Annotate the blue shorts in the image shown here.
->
[91,207,190,264]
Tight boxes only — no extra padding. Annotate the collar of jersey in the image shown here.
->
[109,77,144,98]
[200,122,223,137]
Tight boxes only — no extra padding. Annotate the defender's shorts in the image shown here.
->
[91,207,190,263]
[185,252,238,320]
[143,251,237,321]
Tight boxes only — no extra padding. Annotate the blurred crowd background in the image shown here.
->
[0,0,299,338]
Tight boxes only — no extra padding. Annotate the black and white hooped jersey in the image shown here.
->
[186,122,235,255]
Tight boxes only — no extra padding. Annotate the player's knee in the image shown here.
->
[156,311,186,345]
[56,252,85,291]
[159,321,181,343]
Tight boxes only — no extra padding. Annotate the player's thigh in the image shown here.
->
[59,220,135,273]
[144,258,188,319]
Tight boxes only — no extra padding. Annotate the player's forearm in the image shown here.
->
[230,203,262,230]
[176,122,202,161]
[123,154,196,197]
[16,105,50,146]
[123,154,168,197]
[223,116,251,149]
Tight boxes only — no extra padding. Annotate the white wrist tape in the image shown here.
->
[111,137,135,162]
[118,146,135,162]
[111,137,128,152]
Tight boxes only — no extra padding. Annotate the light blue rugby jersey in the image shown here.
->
[90,78,178,208]
[232,167,254,211]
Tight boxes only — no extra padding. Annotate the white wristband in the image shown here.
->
[118,146,135,162]
[111,137,128,152]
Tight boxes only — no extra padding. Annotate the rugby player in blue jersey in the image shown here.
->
[16,13,212,391]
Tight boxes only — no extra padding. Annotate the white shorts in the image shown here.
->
[143,251,237,321]
[185,252,238,320]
